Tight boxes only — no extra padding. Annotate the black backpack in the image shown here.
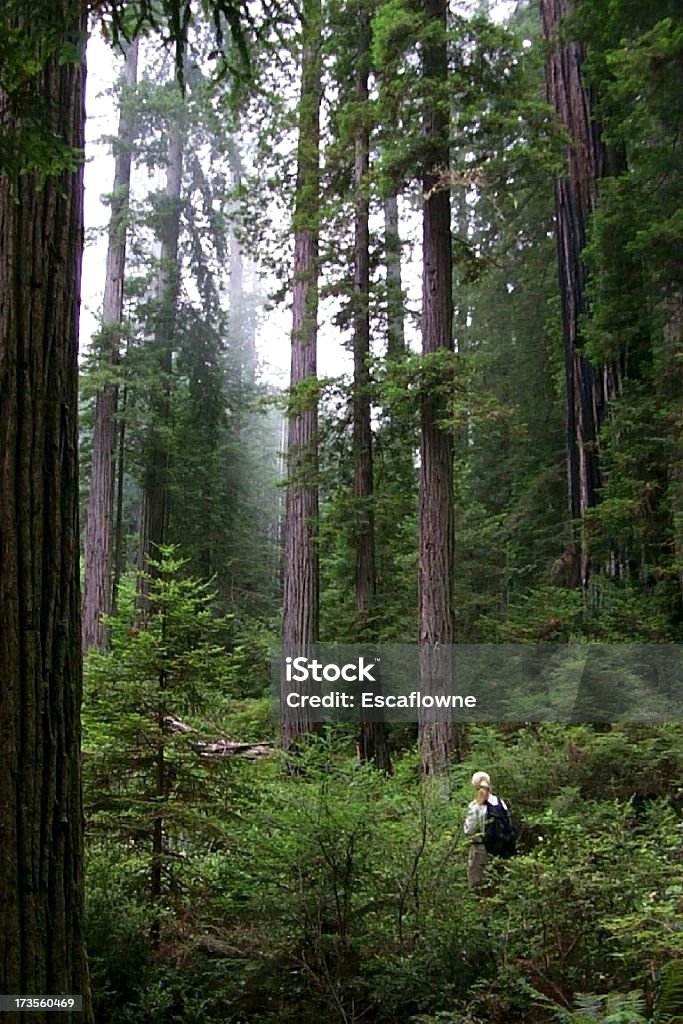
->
[484,799,517,858]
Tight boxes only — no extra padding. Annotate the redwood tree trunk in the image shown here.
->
[137,110,184,613]
[541,0,623,589]
[112,381,128,609]
[83,40,139,652]
[281,0,323,750]
[353,10,392,773]
[0,6,93,1017]
[418,0,457,776]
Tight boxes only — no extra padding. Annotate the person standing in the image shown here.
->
[464,770,510,888]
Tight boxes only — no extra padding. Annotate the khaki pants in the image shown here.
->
[467,842,488,888]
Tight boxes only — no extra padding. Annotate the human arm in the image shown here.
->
[464,799,486,836]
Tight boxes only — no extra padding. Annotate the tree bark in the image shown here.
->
[353,10,374,633]
[112,381,128,612]
[83,40,139,652]
[0,6,92,1017]
[137,106,185,614]
[540,0,623,589]
[418,0,456,775]
[352,9,392,773]
[281,0,323,751]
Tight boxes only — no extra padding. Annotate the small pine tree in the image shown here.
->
[83,547,232,946]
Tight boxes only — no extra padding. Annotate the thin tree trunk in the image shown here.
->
[381,186,416,517]
[228,138,257,389]
[453,186,469,351]
[353,9,392,773]
[112,381,128,611]
[353,11,374,632]
[541,0,623,590]
[137,106,185,614]
[281,0,323,751]
[224,137,254,590]
[0,6,93,1016]
[418,0,457,776]
[384,193,405,360]
[83,40,139,652]
[452,184,471,469]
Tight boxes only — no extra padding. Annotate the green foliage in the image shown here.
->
[79,2,683,1021]
[85,725,683,1023]
[104,0,256,86]
[371,0,425,67]
[0,3,85,187]
[575,0,683,635]
[558,991,648,1024]
[86,851,155,1020]
[83,550,235,911]
[80,37,283,621]
[656,961,683,1024]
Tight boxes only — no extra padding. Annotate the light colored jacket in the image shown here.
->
[464,794,507,842]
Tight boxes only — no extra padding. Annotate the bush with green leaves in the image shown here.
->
[84,710,683,1023]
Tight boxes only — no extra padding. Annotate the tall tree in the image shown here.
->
[281,0,323,750]
[417,0,457,775]
[351,4,392,772]
[83,39,139,653]
[137,97,185,614]
[2,3,252,1013]
[574,0,683,628]
[377,187,416,642]
[0,2,92,1014]
[540,0,622,590]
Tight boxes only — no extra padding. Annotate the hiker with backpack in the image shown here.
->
[464,770,516,888]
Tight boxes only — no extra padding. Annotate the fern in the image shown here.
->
[657,962,683,1024]
[565,991,647,1024]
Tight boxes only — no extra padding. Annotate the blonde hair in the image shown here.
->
[471,771,491,789]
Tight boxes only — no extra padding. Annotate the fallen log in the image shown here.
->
[163,716,274,759]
